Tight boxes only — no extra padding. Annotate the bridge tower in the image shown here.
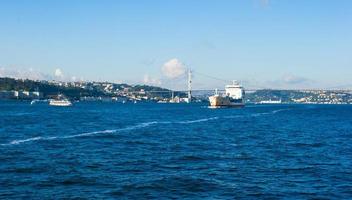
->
[188,69,192,103]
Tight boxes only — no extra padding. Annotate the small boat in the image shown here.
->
[157,100,168,103]
[259,99,282,104]
[49,95,72,106]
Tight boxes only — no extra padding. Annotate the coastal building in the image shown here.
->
[0,90,43,99]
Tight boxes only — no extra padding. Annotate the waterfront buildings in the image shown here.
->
[0,90,43,99]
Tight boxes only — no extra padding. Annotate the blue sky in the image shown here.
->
[0,0,351,89]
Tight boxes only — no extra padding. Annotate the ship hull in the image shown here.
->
[49,100,72,106]
[209,95,245,108]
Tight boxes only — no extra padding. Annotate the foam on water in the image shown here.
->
[8,137,43,145]
[2,102,351,199]
[1,118,218,146]
[1,109,288,146]
[176,117,219,124]
[62,129,117,139]
[1,122,159,146]
[272,108,291,113]
[118,121,159,131]
[223,108,290,119]
[251,108,291,117]
[4,112,35,117]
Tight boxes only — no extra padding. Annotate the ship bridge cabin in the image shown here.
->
[225,81,245,100]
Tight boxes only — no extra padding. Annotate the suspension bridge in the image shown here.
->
[134,69,352,100]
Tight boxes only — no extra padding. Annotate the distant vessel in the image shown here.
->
[209,81,245,108]
[259,99,282,104]
[157,100,168,103]
[49,95,72,106]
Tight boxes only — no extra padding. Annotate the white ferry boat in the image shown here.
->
[259,99,282,104]
[49,95,72,106]
[209,81,245,108]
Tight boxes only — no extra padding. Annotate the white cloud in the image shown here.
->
[0,67,51,80]
[143,74,161,86]
[0,66,82,82]
[161,58,187,79]
[54,68,64,78]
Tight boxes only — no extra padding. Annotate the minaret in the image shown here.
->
[188,69,192,103]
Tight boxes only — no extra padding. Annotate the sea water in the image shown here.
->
[0,101,352,199]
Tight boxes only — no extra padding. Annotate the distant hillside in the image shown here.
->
[0,77,106,99]
[0,77,179,100]
[246,89,352,104]
[246,90,308,103]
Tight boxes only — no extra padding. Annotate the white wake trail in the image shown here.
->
[0,116,229,146]
[7,137,43,145]
[250,108,291,117]
[1,122,159,146]
[176,117,219,124]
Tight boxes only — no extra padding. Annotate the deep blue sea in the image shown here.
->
[1,101,352,199]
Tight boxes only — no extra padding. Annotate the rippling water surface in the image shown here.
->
[1,101,352,199]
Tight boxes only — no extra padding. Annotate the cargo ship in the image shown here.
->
[209,81,245,108]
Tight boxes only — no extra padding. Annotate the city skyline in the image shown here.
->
[0,0,351,90]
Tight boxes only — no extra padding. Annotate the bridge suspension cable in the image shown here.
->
[192,70,231,83]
